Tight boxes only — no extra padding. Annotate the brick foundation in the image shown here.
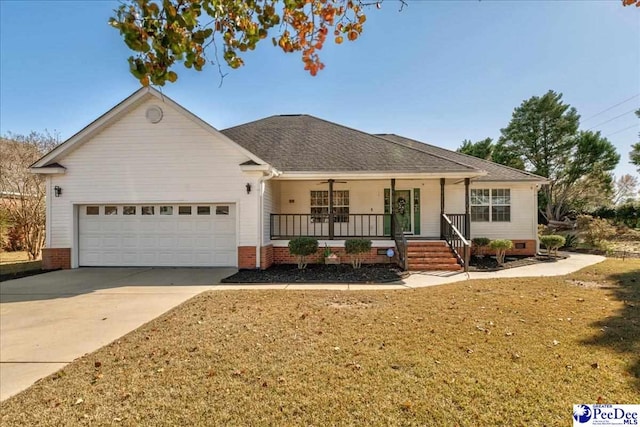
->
[480,239,537,257]
[238,246,257,269]
[260,245,274,270]
[42,248,71,270]
[273,246,391,266]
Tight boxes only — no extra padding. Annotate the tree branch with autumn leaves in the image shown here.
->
[110,0,636,86]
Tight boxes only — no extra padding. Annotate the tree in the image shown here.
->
[498,91,620,221]
[0,131,59,259]
[458,138,493,160]
[612,174,639,205]
[630,109,640,173]
[110,0,383,86]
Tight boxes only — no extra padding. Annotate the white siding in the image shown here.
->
[49,97,260,255]
[445,182,537,240]
[262,180,280,245]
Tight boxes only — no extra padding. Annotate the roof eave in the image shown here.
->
[275,170,488,180]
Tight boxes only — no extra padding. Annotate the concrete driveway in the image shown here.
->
[0,267,235,401]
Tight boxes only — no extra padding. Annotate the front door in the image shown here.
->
[394,190,412,233]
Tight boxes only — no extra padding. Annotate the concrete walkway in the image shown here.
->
[0,253,604,401]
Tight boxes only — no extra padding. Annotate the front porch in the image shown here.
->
[265,177,472,271]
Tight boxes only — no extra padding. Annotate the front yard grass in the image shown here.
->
[1,259,638,426]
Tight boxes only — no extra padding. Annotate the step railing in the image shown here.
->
[441,214,470,272]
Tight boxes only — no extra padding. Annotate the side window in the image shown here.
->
[86,206,99,215]
[104,206,118,215]
[178,206,192,215]
[215,206,229,215]
[197,206,211,215]
[123,206,136,215]
[160,206,173,215]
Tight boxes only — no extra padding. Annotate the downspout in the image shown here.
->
[256,168,279,269]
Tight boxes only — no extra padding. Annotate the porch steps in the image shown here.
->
[406,241,461,271]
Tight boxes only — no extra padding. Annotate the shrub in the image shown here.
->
[577,215,615,247]
[488,239,513,265]
[563,233,578,249]
[344,239,372,269]
[539,235,565,257]
[471,237,490,258]
[288,237,319,269]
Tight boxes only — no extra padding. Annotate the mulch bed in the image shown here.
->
[0,269,58,283]
[222,263,405,283]
[468,254,566,271]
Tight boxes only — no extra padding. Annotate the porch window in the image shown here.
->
[470,189,510,222]
[310,190,349,223]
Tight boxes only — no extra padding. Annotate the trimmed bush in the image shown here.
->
[471,237,491,258]
[539,235,565,257]
[488,239,513,265]
[288,237,319,269]
[345,239,372,269]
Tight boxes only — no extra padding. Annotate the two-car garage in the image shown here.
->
[78,203,236,267]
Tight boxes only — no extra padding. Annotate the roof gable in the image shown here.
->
[31,87,268,169]
[222,115,484,175]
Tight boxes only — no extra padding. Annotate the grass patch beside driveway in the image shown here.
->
[1,260,638,426]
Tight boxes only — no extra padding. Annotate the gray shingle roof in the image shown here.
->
[376,134,546,182]
[222,115,479,174]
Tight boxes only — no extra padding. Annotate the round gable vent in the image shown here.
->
[145,105,163,124]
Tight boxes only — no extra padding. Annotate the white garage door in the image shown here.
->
[79,204,236,267]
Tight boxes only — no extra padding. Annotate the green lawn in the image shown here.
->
[1,259,638,426]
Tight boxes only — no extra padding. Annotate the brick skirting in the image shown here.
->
[481,239,537,257]
[42,248,71,270]
[273,246,391,266]
[238,246,257,269]
[260,245,274,270]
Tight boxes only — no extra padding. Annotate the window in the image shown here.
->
[491,189,511,222]
[178,206,192,215]
[470,189,510,222]
[310,190,349,223]
[141,206,155,215]
[160,206,173,215]
[215,206,229,215]
[104,206,118,215]
[86,206,99,215]
[197,206,211,215]
[123,206,136,215]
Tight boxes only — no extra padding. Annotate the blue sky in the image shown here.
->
[1,0,638,177]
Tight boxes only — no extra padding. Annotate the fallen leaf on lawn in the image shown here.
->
[333,347,340,352]
[591,362,599,369]
[505,331,514,336]
[73,398,84,406]
[94,361,102,368]
[597,396,605,404]
[553,340,560,346]
[156,368,164,373]
[400,400,413,411]
[511,353,520,360]
[466,348,474,354]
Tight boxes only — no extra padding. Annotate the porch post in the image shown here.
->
[464,178,471,240]
[328,179,334,240]
[440,178,445,239]
[390,178,396,236]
